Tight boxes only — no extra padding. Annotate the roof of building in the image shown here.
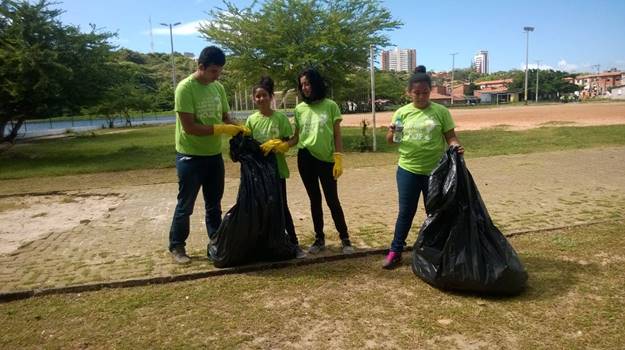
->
[476,79,513,85]
[576,71,623,79]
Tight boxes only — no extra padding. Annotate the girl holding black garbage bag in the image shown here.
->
[246,76,306,259]
[290,68,354,255]
[383,65,464,269]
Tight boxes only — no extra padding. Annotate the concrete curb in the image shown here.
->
[1,218,622,303]
[0,248,389,303]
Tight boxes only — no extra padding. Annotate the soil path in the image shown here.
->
[1,103,625,292]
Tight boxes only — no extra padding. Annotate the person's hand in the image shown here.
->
[213,124,248,137]
[333,152,344,180]
[241,126,251,136]
[260,139,282,156]
[450,144,465,155]
[273,141,290,154]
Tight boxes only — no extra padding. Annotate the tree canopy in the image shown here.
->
[199,0,402,95]
[0,0,116,142]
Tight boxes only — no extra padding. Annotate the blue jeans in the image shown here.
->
[169,153,224,251]
[390,166,430,253]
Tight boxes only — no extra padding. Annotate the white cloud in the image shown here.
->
[556,59,579,72]
[150,20,206,36]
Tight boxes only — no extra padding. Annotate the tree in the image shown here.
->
[509,69,579,101]
[199,0,401,99]
[0,0,116,142]
[88,61,158,127]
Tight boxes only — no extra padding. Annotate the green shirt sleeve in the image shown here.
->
[330,100,342,124]
[293,107,301,131]
[175,83,194,114]
[438,105,455,133]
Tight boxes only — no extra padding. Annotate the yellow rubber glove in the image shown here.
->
[333,152,344,180]
[273,141,290,154]
[260,139,282,156]
[213,124,247,137]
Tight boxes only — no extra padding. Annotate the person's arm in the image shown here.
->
[179,112,246,136]
[332,120,344,179]
[386,124,395,144]
[333,120,343,152]
[179,112,215,136]
[287,126,299,147]
[444,128,464,154]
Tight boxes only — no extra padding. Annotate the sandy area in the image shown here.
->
[0,194,122,255]
[341,102,625,130]
[0,102,624,281]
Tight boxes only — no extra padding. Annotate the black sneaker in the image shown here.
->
[170,246,191,264]
[206,243,214,262]
[341,239,355,254]
[308,238,326,254]
[294,245,307,259]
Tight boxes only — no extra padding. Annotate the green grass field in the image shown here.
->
[2,124,625,180]
[1,221,623,349]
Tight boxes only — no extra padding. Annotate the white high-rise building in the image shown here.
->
[381,48,416,72]
[473,50,489,74]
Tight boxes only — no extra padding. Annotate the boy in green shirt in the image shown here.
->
[168,46,250,264]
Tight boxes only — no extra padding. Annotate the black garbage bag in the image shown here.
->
[412,147,528,295]
[209,134,296,267]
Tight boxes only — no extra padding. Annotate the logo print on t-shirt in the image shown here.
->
[405,117,438,141]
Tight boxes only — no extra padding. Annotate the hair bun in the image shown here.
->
[414,65,426,74]
[259,76,274,90]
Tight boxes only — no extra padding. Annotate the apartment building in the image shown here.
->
[380,48,417,72]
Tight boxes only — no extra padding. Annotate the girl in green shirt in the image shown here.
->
[292,68,354,255]
[383,65,464,269]
[246,76,306,259]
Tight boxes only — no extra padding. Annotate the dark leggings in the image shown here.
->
[297,148,349,241]
[280,178,298,245]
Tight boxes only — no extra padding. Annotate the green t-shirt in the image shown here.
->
[174,75,230,156]
[245,111,293,178]
[294,98,342,162]
[392,102,456,175]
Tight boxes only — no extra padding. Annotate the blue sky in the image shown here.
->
[57,0,625,73]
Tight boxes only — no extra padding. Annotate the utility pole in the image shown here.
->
[523,26,535,105]
[149,17,154,53]
[161,22,181,89]
[450,52,458,105]
[535,60,541,103]
[369,44,377,152]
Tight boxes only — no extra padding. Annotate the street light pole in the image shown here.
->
[523,26,535,105]
[535,60,541,103]
[450,52,458,105]
[161,22,181,89]
[369,44,377,152]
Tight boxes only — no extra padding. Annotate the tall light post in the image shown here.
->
[369,44,377,152]
[523,26,535,105]
[450,52,458,105]
[535,60,541,103]
[161,22,181,89]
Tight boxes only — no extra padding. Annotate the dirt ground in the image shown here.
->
[341,101,625,130]
[1,102,625,293]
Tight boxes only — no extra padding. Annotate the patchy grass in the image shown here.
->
[1,221,624,349]
[1,124,625,179]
